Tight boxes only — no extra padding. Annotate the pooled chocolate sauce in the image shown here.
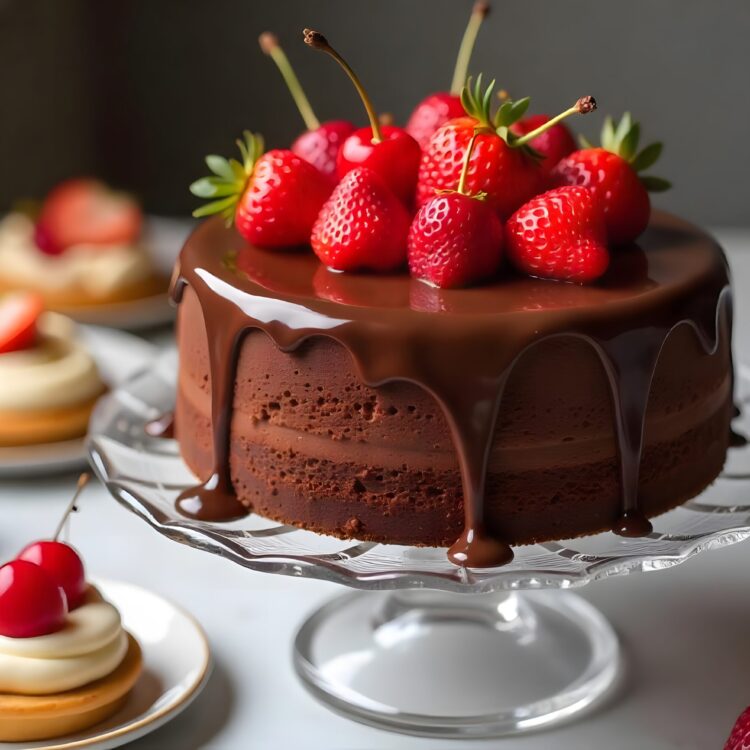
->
[145,411,176,439]
[171,212,732,567]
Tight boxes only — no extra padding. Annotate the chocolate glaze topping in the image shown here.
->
[171,212,731,567]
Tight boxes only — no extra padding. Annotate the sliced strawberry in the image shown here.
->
[0,293,44,354]
[37,178,143,251]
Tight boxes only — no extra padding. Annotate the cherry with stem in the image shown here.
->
[406,1,491,149]
[304,29,422,202]
[17,473,91,610]
[259,31,354,178]
[53,472,90,541]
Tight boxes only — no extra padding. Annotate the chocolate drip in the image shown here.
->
[171,213,732,567]
[145,411,175,439]
[172,273,249,521]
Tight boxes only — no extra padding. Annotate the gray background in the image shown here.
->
[1,0,748,224]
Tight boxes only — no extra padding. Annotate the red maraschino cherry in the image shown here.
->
[406,1,490,149]
[0,560,68,638]
[17,474,90,611]
[303,29,421,204]
[259,32,354,179]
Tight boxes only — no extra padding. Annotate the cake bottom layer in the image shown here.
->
[177,389,731,547]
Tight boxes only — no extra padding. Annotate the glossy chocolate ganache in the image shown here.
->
[171,211,732,567]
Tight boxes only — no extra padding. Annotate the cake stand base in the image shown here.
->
[293,589,622,739]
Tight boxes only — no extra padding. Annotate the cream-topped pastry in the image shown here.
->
[0,214,155,301]
[0,178,167,311]
[0,588,127,695]
[0,312,104,413]
[0,298,106,446]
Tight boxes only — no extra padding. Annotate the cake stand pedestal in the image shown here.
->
[87,352,750,739]
[293,589,619,738]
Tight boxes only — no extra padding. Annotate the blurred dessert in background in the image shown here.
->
[0,292,106,446]
[0,179,167,310]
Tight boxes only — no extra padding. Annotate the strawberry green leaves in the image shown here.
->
[460,74,497,129]
[460,75,531,134]
[596,113,670,193]
[494,96,531,129]
[190,131,265,224]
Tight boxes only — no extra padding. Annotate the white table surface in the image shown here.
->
[2,228,749,750]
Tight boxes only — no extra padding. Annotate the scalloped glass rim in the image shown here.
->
[86,351,750,594]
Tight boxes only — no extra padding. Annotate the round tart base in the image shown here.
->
[0,391,105,447]
[0,632,142,743]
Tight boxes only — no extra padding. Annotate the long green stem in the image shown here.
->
[260,33,320,131]
[53,473,90,541]
[512,95,597,147]
[304,29,383,143]
[457,131,481,195]
[450,1,490,96]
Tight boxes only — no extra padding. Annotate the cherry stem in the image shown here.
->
[53,473,90,542]
[260,32,320,131]
[451,1,490,96]
[304,29,383,143]
[512,96,597,147]
[457,130,481,195]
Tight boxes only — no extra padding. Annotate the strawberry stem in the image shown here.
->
[260,32,320,131]
[451,1,490,96]
[53,473,90,541]
[512,96,597,148]
[457,131,481,195]
[304,29,383,143]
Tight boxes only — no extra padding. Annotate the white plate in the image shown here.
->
[61,216,193,331]
[0,327,157,477]
[0,579,211,750]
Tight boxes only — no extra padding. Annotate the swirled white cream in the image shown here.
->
[0,313,104,411]
[0,213,153,298]
[0,588,128,695]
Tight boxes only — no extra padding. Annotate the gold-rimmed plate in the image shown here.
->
[0,579,212,750]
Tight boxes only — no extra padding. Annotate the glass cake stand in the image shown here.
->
[87,350,750,739]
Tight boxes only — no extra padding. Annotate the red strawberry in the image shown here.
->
[259,32,354,178]
[37,178,142,254]
[406,2,490,149]
[511,114,577,174]
[0,292,44,354]
[311,167,410,272]
[409,132,503,288]
[190,132,332,249]
[416,77,596,219]
[505,186,609,283]
[304,30,422,204]
[553,113,669,245]
[725,706,750,750]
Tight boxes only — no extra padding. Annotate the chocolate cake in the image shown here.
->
[171,211,732,566]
